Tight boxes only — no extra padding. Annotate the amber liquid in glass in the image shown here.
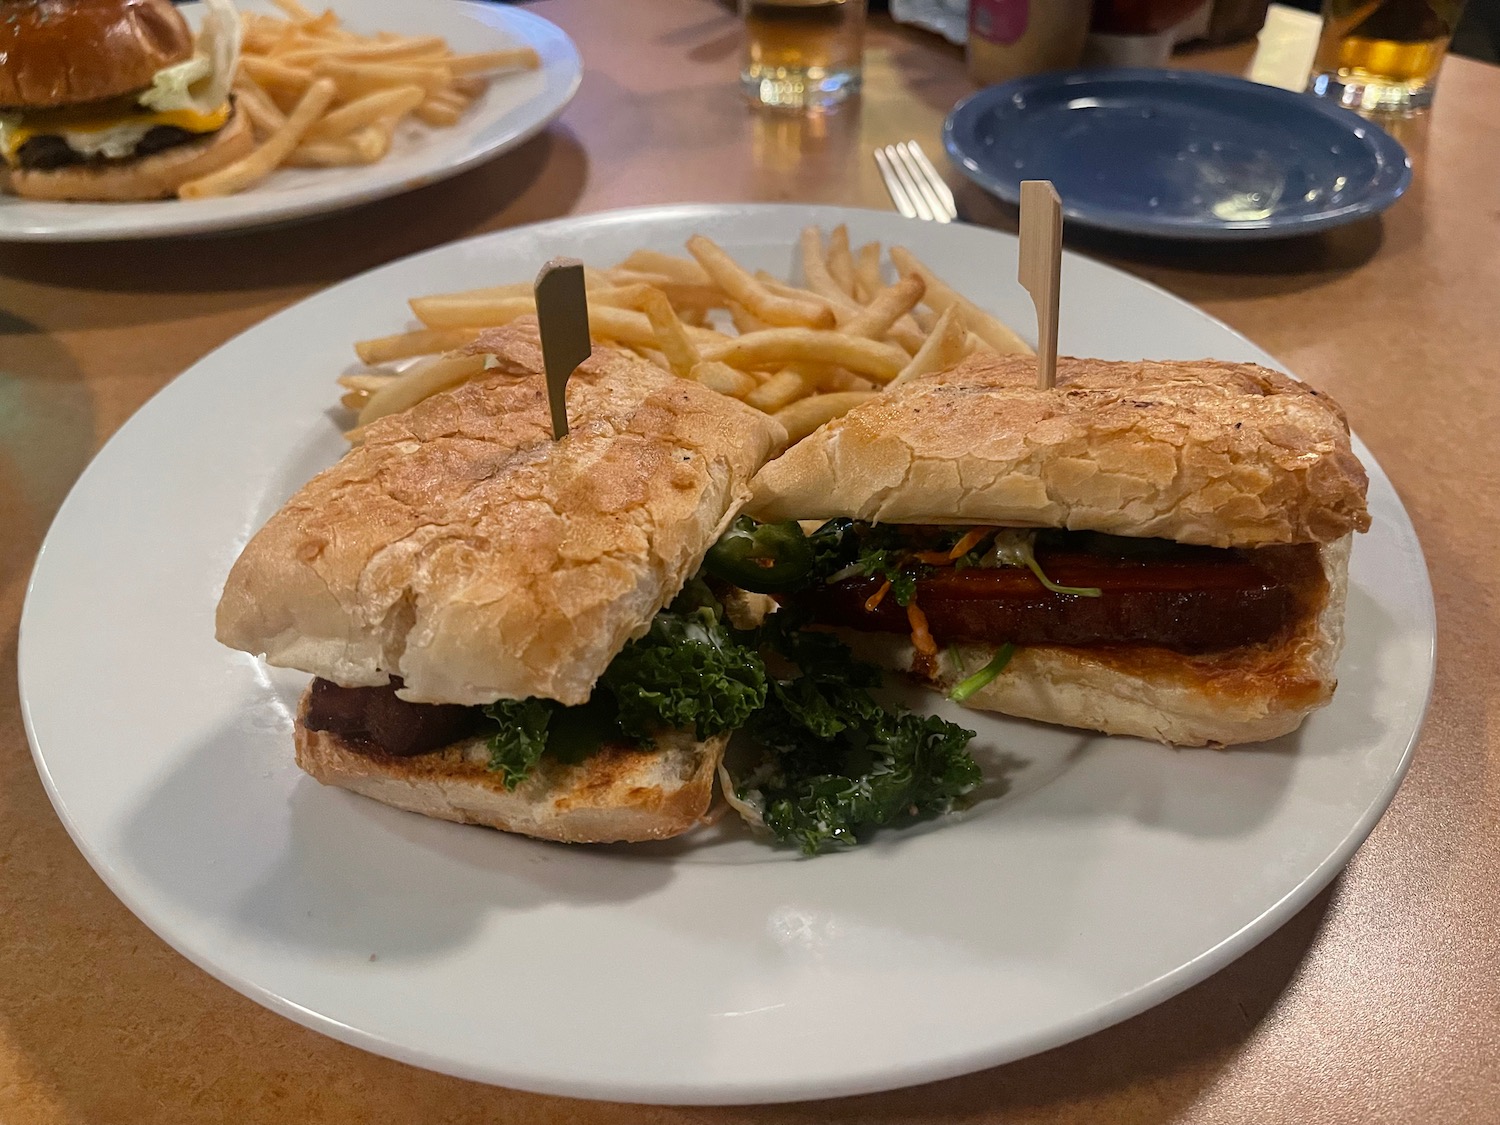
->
[742,0,864,109]
[1312,0,1465,110]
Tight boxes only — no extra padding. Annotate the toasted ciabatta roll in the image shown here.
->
[218,320,785,841]
[748,354,1371,747]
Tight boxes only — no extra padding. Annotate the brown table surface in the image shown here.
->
[3,3,1499,1122]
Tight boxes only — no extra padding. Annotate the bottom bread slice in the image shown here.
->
[294,688,725,843]
[847,535,1352,748]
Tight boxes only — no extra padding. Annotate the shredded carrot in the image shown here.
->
[864,579,892,612]
[907,599,937,656]
[912,530,989,568]
[948,528,988,559]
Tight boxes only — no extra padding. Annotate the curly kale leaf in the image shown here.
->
[483,698,556,789]
[739,626,979,854]
[806,517,861,579]
[602,599,767,741]
[756,711,981,854]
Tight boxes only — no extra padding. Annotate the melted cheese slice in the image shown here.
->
[0,104,230,162]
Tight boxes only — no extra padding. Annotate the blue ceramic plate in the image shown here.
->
[943,69,1412,240]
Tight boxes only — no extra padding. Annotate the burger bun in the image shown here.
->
[0,0,195,108]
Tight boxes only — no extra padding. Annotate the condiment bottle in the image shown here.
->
[966,0,1094,86]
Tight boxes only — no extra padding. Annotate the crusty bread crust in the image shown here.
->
[851,535,1352,747]
[293,689,725,843]
[749,355,1370,548]
[9,110,252,202]
[217,320,786,706]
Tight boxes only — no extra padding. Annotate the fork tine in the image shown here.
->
[903,141,958,221]
[894,142,950,224]
[875,148,918,219]
[885,145,936,222]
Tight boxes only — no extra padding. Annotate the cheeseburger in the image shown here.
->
[0,0,249,201]
[734,354,1372,747]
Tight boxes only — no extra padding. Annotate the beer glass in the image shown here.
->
[741,0,867,110]
[1310,0,1468,112]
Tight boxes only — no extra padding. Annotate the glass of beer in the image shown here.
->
[1310,0,1468,113]
[741,0,867,111]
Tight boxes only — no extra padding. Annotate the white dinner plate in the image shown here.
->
[0,0,580,242]
[20,204,1434,1104]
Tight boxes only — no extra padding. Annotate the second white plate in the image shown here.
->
[20,204,1434,1103]
[0,0,581,242]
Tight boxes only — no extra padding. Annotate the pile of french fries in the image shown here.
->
[178,0,541,198]
[339,226,1036,446]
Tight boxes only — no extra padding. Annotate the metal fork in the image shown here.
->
[874,140,958,223]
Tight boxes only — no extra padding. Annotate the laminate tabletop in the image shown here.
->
[2,3,1497,1121]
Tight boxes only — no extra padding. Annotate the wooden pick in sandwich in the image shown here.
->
[533,256,592,440]
[1018,180,1063,390]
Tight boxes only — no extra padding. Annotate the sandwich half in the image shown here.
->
[741,354,1371,747]
[217,320,786,842]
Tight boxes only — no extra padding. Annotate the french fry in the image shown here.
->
[691,361,757,399]
[306,84,424,139]
[853,242,882,302]
[363,114,402,159]
[704,329,910,383]
[744,368,819,413]
[270,0,315,20]
[890,306,968,388]
[826,225,858,298]
[416,85,474,127]
[593,285,701,377]
[300,9,340,35]
[232,77,287,137]
[818,368,876,393]
[409,294,535,328]
[414,96,464,127]
[413,280,535,303]
[586,305,664,350]
[279,36,447,63]
[315,60,453,101]
[840,275,926,341]
[629,345,671,370]
[687,235,834,329]
[755,270,846,310]
[602,270,721,310]
[355,328,482,365]
[238,56,315,110]
[617,250,713,286]
[292,119,394,166]
[774,391,875,443]
[337,372,398,392]
[798,227,862,312]
[179,77,337,198]
[890,246,1034,356]
[727,301,768,336]
[357,352,490,426]
[446,47,542,75]
[336,225,1039,432]
[287,137,371,167]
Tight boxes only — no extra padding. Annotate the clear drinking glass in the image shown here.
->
[1310,0,1468,113]
[740,0,867,111]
